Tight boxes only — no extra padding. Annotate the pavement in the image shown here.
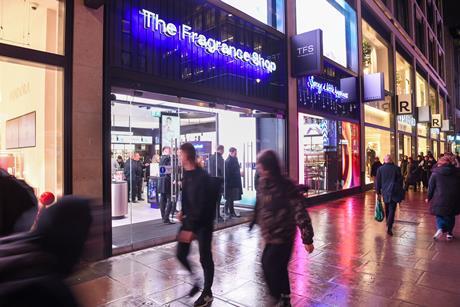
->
[69,190,460,307]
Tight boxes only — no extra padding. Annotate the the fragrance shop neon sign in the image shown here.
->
[307,76,349,99]
[139,9,277,73]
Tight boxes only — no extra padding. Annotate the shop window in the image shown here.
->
[429,85,438,114]
[364,126,393,183]
[395,0,410,33]
[437,20,443,44]
[416,72,428,107]
[362,20,390,91]
[418,123,428,137]
[427,1,435,29]
[396,53,413,96]
[298,113,360,195]
[0,0,65,54]
[296,0,358,72]
[429,39,436,69]
[438,52,444,79]
[0,56,64,196]
[220,0,285,32]
[364,96,392,128]
[415,17,426,52]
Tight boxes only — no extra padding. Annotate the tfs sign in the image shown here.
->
[297,44,315,57]
[397,94,412,115]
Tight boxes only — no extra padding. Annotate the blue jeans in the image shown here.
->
[436,215,456,233]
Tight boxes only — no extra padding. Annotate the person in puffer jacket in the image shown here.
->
[249,150,314,307]
[427,153,460,241]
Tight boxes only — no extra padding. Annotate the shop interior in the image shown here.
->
[298,113,360,196]
[110,88,285,248]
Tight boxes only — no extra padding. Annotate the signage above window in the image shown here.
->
[306,76,349,100]
[139,9,277,73]
[291,29,323,77]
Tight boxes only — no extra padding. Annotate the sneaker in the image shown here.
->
[194,291,213,307]
[433,229,443,240]
[447,233,454,241]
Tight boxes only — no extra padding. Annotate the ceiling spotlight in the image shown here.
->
[228,14,233,17]
[256,78,261,83]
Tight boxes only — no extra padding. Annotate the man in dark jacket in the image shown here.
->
[158,147,174,224]
[124,152,143,203]
[176,143,219,307]
[209,145,225,221]
[375,155,404,236]
[427,154,460,240]
[224,147,242,218]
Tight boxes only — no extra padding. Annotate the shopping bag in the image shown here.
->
[374,198,385,222]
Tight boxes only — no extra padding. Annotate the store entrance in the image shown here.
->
[109,88,285,251]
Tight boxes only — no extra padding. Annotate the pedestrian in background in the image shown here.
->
[405,157,420,191]
[250,150,314,307]
[176,143,216,307]
[158,146,174,224]
[375,154,405,236]
[124,152,143,203]
[224,147,242,218]
[209,145,225,221]
[370,157,383,181]
[427,154,460,240]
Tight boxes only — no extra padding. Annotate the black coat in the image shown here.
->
[157,155,171,194]
[181,168,216,231]
[224,155,242,199]
[209,152,224,178]
[123,159,143,183]
[427,165,460,216]
[406,162,420,185]
[375,163,404,203]
[370,161,382,177]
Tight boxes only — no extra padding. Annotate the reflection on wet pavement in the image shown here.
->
[70,191,460,306]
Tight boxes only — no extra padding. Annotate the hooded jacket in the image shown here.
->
[427,165,460,216]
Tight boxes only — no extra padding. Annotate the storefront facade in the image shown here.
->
[0,0,72,197]
[293,0,361,196]
[103,0,288,254]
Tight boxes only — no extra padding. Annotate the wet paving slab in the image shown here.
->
[70,190,460,306]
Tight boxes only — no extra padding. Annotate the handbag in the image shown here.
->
[374,197,385,222]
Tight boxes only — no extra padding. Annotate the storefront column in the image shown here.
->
[72,1,104,260]
[286,0,298,181]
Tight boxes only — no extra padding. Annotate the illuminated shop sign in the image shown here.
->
[306,76,349,99]
[139,9,277,73]
[397,115,416,127]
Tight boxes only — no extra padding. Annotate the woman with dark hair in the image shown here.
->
[427,153,460,240]
[250,150,314,307]
[176,143,215,307]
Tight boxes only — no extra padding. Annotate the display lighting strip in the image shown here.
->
[139,9,277,73]
[306,76,349,100]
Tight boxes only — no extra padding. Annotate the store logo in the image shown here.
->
[397,94,412,115]
[139,9,277,73]
[306,76,349,100]
[296,44,315,57]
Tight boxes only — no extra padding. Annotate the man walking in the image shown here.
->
[209,145,225,221]
[176,143,216,307]
[375,154,405,236]
[224,147,242,218]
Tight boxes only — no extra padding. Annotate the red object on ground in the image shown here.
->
[39,192,55,206]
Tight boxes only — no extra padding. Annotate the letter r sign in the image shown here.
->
[397,94,412,115]
[431,114,441,128]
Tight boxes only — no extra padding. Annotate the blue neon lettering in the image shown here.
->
[307,76,349,99]
[139,9,276,73]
